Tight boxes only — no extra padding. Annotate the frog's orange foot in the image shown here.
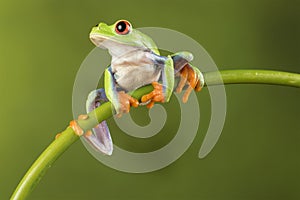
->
[176,64,202,103]
[69,120,84,136]
[55,133,62,140]
[69,114,92,137]
[141,82,164,109]
[117,91,139,117]
[84,130,92,137]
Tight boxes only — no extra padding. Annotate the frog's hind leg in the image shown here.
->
[84,88,113,155]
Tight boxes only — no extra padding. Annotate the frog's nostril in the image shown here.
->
[95,24,99,27]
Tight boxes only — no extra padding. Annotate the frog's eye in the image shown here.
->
[115,20,131,35]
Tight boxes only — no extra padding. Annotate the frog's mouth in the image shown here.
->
[89,34,107,47]
[89,33,132,49]
[89,33,142,57]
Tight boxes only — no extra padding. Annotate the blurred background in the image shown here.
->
[1,0,299,199]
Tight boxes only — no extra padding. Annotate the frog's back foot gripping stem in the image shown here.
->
[85,89,113,155]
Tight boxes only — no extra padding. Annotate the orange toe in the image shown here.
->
[85,130,92,137]
[176,64,202,103]
[141,82,164,109]
[55,133,61,140]
[176,65,188,93]
[69,120,84,136]
[118,91,139,114]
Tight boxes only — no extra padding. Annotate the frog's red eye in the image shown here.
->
[115,20,131,35]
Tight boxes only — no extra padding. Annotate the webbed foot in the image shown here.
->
[141,82,164,109]
[176,64,204,103]
[117,91,139,117]
[69,114,89,136]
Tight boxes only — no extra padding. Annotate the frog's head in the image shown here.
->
[89,20,158,55]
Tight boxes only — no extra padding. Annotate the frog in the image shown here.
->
[70,20,204,155]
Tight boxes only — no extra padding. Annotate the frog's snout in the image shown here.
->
[89,34,105,47]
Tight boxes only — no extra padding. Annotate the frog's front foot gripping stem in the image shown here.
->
[141,82,164,109]
[116,91,139,117]
[176,63,204,103]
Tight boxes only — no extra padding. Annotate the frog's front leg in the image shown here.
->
[172,52,205,103]
[176,63,204,102]
[141,55,174,108]
[105,67,139,116]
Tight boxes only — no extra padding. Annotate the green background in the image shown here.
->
[1,0,299,199]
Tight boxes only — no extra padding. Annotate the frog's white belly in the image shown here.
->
[113,64,161,91]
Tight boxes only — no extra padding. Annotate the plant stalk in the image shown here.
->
[11,69,300,200]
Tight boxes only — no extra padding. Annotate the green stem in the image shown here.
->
[11,69,300,199]
[205,70,300,87]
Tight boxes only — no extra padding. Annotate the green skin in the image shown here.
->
[86,20,203,155]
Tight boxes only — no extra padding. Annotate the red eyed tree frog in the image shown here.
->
[70,20,204,155]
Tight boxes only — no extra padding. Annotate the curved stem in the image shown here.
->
[11,69,300,199]
[205,70,300,87]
